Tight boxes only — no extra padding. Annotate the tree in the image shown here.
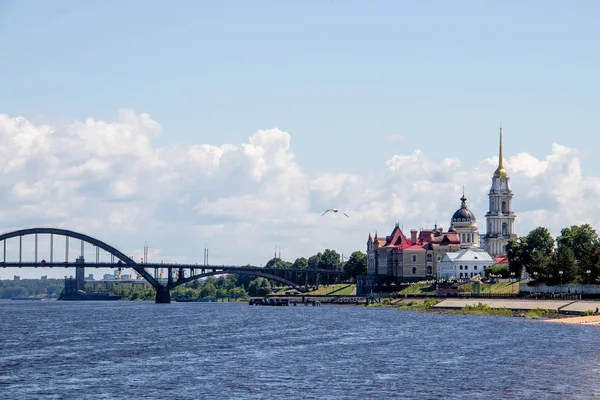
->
[292,257,308,270]
[556,224,600,283]
[505,238,525,278]
[343,251,367,279]
[547,246,578,285]
[320,249,341,270]
[265,257,293,269]
[557,224,599,261]
[509,227,555,279]
[248,277,272,297]
[200,282,217,298]
[484,264,509,279]
[307,253,322,270]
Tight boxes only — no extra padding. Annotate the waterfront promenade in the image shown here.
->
[433,298,600,316]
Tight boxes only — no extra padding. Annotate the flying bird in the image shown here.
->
[322,208,349,218]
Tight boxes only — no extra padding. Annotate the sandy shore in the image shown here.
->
[544,315,600,325]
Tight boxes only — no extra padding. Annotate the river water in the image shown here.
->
[1,300,599,399]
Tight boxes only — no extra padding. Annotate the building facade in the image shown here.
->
[483,128,517,257]
[366,224,461,283]
[437,248,495,280]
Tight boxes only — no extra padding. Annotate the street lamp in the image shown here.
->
[559,270,564,293]
[510,272,515,295]
[586,269,591,285]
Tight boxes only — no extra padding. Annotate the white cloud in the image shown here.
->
[1,109,600,278]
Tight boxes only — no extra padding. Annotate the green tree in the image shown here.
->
[484,264,510,279]
[292,257,308,269]
[557,224,599,261]
[505,238,525,278]
[265,257,293,269]
[556,224,600,283]
[307,253,322,270]
[509,227,555,279]
[320,249,341,270]
[248,277,272,296]
[343,251,367,279]
[200,282,217,298]
[548,246,578,285]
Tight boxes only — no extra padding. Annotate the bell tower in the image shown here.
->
[483,127,517,257]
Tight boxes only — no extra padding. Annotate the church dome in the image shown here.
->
[451,195,476,223]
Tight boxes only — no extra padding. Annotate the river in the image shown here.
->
[1,300,599,399]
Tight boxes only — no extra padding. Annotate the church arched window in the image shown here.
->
[502,222,508,236]
[412,267,417,274]
[412,255,417,262]
[426,266,432,275]
[502,201,507,214]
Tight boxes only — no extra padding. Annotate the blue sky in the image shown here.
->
[1,1,600,278]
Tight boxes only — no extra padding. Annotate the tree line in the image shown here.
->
[504,224,600,285]
[263,248,367,279]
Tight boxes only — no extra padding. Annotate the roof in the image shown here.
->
[494,254,509,264]
[442,248,494,263]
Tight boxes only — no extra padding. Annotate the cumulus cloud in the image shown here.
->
[0,109,599,278]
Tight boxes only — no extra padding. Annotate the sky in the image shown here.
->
[0,0,599,279]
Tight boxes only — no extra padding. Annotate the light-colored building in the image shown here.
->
[483,128,517,256]
[438,248,494,280]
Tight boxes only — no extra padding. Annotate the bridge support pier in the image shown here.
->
[155,286,171,304]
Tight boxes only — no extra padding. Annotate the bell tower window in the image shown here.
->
[502,222,508,236]
[501,201,507,214]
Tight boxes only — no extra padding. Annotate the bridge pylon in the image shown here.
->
[155,286,171,304]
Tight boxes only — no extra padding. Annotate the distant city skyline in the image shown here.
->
[1,1,600,278]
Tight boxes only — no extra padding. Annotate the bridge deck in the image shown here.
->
[0,262,345,275]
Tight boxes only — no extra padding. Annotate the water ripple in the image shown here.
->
[1,301,600,399]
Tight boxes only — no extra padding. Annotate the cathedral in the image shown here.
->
[359,128,517,292]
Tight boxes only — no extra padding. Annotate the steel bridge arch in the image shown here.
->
[0,228,160,287]
[170,269,309,292]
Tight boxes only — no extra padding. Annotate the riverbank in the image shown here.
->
[366,297,600,321]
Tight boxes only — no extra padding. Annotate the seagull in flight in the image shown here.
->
[322,208,349,218]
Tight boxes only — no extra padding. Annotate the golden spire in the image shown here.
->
[493,126,508,178]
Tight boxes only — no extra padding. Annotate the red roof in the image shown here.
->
[494,254,509,264]
[377,225,460,251]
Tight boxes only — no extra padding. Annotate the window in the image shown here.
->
[464,266,468,271]
[474,266,478,270]
[470,272,474,278]
[437,256,441,262]
[502,201,507,214]
[427,253,433,262]
[412,255,417,262]
[502,222,508,236]
[459,273,463,278]
[412,267,417,274]
[426,266,432,275]
[459,265,463,270]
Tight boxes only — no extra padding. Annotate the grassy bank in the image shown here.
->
[398,281,520,295]
[368,297,565,320]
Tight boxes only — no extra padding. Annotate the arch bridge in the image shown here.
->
[0,228,349,303]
